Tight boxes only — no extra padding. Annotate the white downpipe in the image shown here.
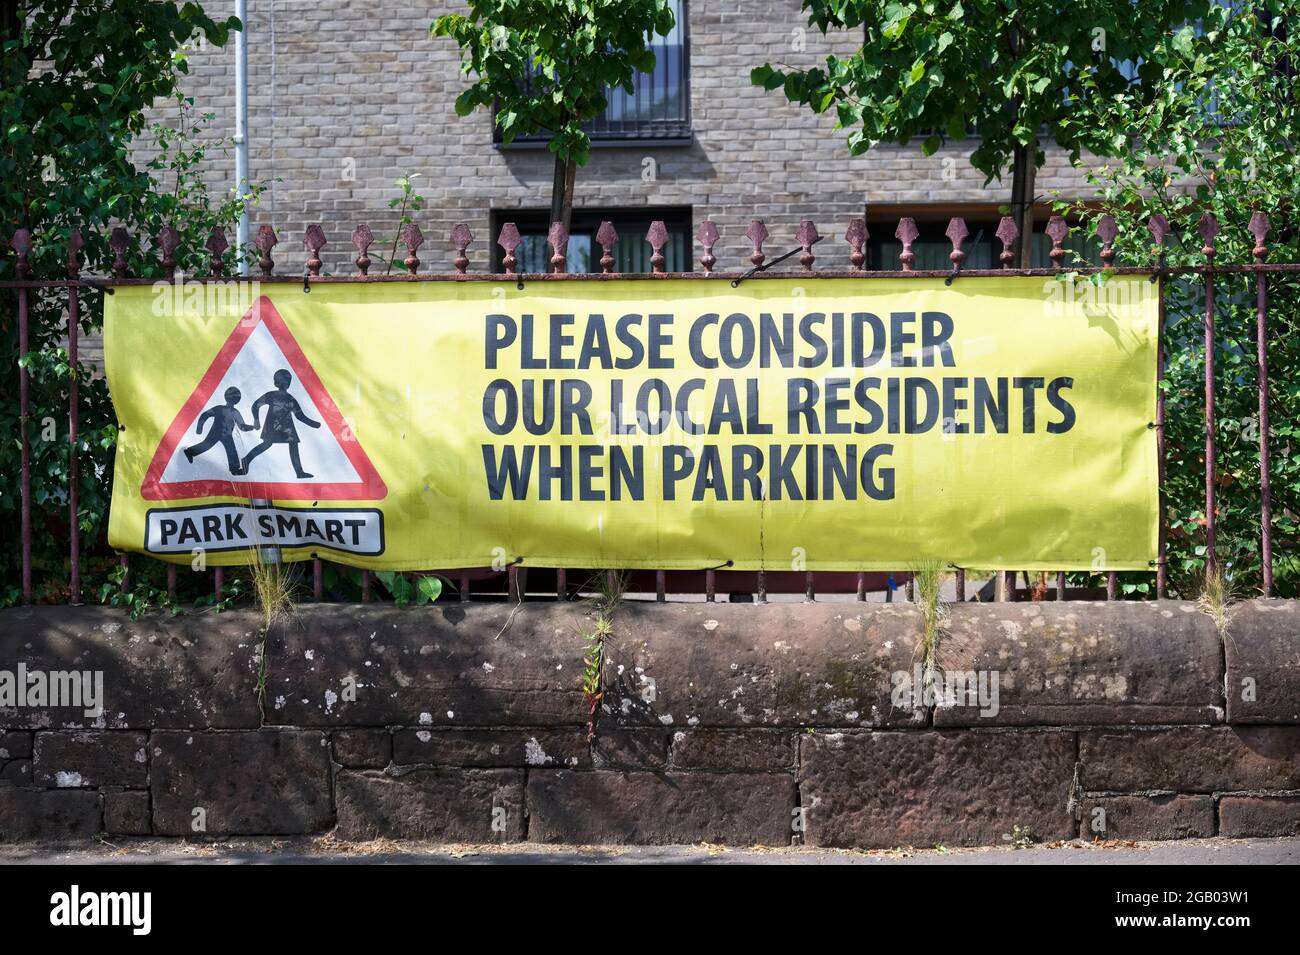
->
[234,0,250,275]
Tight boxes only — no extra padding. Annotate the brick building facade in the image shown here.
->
[147,0,1100,274]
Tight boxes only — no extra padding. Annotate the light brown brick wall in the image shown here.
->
[140,0,1098,274]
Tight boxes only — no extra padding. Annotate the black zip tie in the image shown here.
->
[945,228,983,286]
[1149,252,1166,284]
[303,266,311,293]
[731,243,815,288]
[704,559,734,571]
[516,274,525,291]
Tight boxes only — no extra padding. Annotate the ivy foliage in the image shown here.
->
[0,1,251,606]
[752,0,1212,182]
[1063,0,1299,597]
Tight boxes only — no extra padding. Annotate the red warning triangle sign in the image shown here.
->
[141,296,387,501]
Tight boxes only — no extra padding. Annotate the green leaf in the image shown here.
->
[416,576,443,604]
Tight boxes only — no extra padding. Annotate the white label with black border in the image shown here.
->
[144,504,384,555]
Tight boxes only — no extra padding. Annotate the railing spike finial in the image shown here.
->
[11,227,32,278]
[796,219,821,271]
[304,224,326,277]
[401,222,424,274]
[895,217,919,271]
[548,221,569,274]
[1198,213,1219,260]
[351,224,374,276]
[109,227,131,279]
[745,219,768,268]
[1045,215,1069,270]
[1147,214,1169,252]
[66,228,84,277]
[1249,211,1270,262]
[697,219,719,274]
[205,226,229,277]
[995,216,1018,269]
[1147,213,1170,278]
[450,222,473,274]
[159,225,181,276]
[596,220,618,274]
[498,221,521,275]
[646,220,668,274]
[945,217,969,271]
[845,218,867,270]
[1096,214,1119,267]
[256,225,278,278]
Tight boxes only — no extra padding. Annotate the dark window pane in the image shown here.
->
[490,207,693,273]
[497,0,690,143]
[871,218,1102,270]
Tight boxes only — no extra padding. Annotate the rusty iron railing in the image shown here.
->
[3,211,1291,607]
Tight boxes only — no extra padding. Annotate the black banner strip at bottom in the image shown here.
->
[0,850,1286,940]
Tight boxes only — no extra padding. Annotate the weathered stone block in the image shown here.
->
[527,770,795,845]
[335,769,524,841]
[0,759,31,785]
[934,601,1222,726]
[332,729,392,767]
[1224,600,1300,723]
[263,604,586,727]
[670,728,795,772]
[799,730,1076,848]
[1219,796,1300,837]
[1080,727,1300,792]
[1077,795,1214,841]
[151,730,333,835]
[33,731,148,788]
[104,790,151,835]
[0,605,259,728]
[591,728,668,769]
[0,731,32,759]
[0,789,100,841]
[392,728,588,768]
[604,602,925,728]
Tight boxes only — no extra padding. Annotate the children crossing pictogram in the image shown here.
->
[141,296,386,501]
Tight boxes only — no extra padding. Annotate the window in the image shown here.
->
[495,0,690,146]
[489,208,693,273]
[866,212,1102,270]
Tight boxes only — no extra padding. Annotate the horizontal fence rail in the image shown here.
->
[3,211,1285,608]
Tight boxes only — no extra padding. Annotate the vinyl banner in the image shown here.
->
[104,275,1158,571]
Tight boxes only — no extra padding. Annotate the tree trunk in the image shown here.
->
[1019,135,1038,269]
[1009,137,1038,269]
[1010,144,1027,263]
[549,152,577,233]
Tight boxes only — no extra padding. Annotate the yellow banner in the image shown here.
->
[104,276,1158,571]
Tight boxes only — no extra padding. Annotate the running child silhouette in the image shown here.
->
[241,368,321,478]
[184,386,255,474]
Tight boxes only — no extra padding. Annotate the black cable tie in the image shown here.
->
[704,559,734,571]
[730,242,814,288]
[945,228,983,286]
